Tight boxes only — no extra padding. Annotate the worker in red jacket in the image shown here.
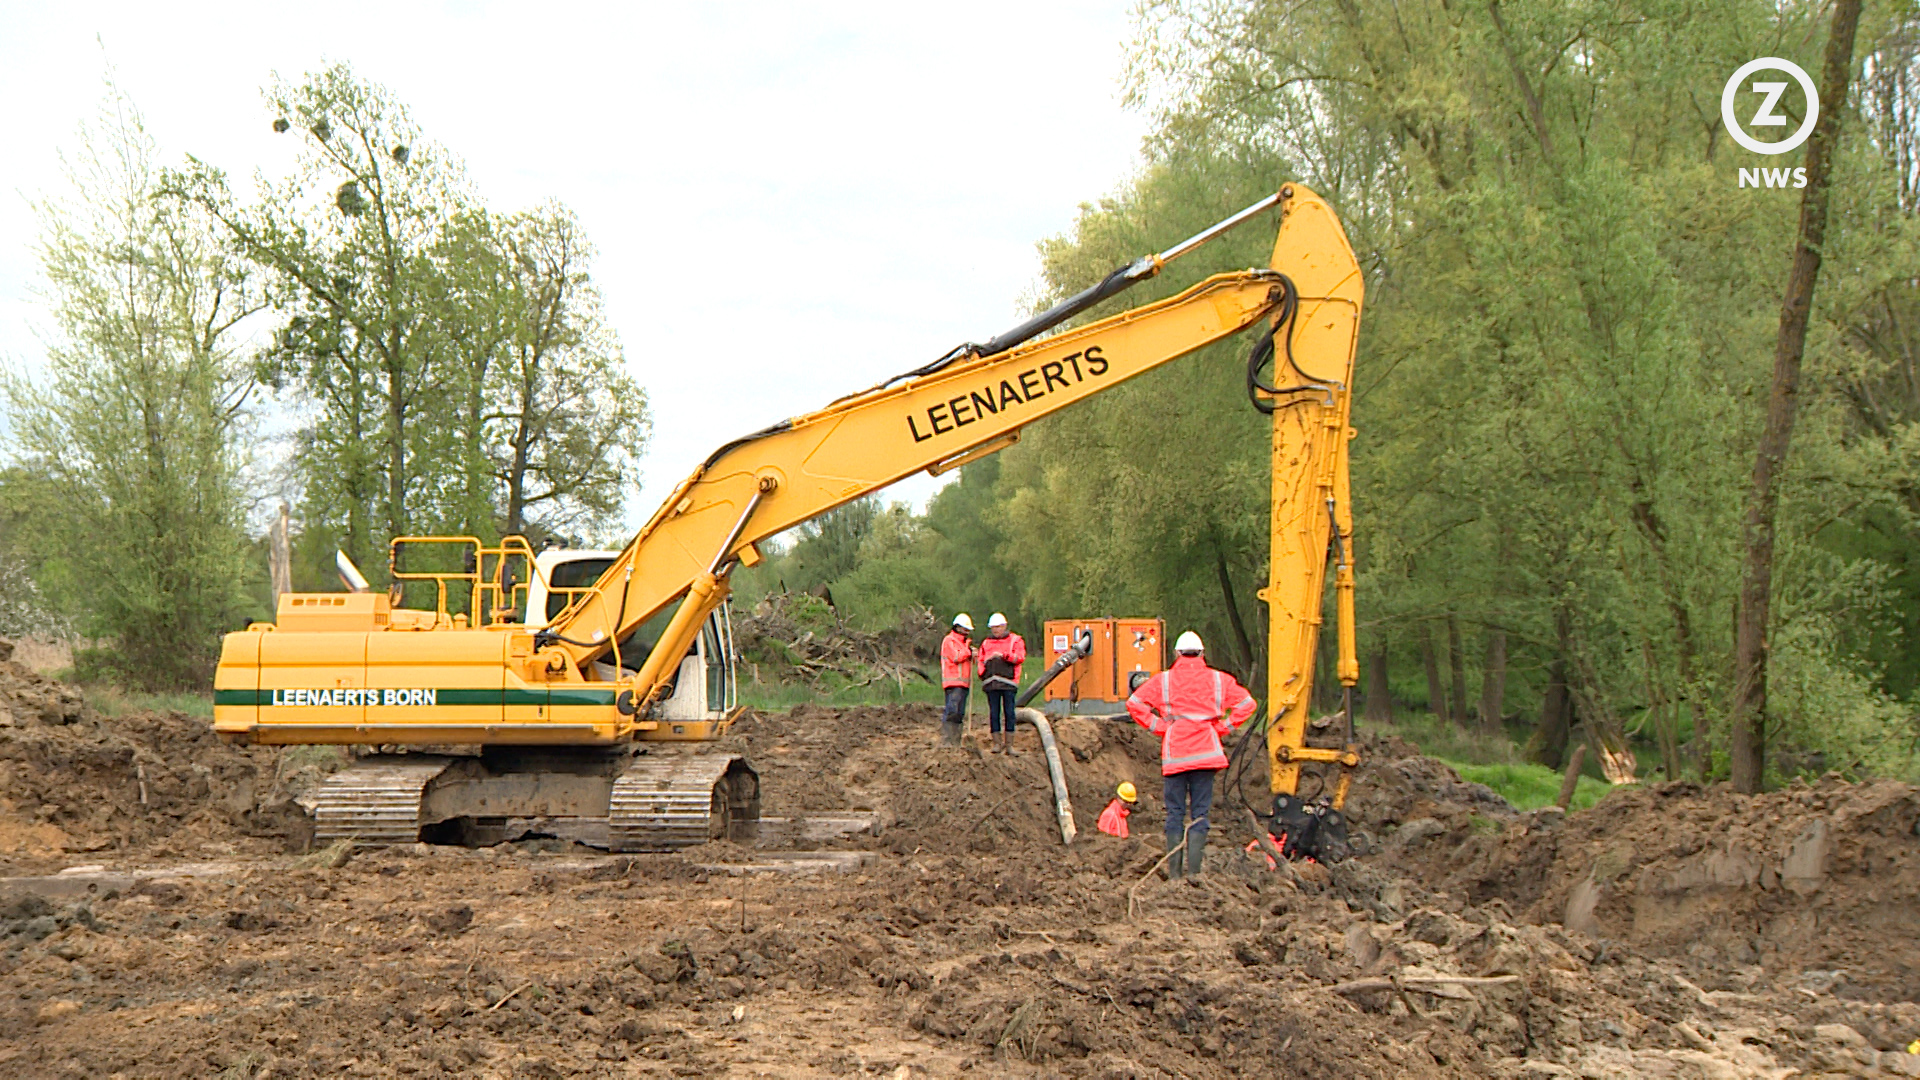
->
[1126,631,1258,879]
[1096,781,1138,838]
[938,614,975,747]
[976,612,1027,754]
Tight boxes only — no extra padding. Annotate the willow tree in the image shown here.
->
[6,87,256,687]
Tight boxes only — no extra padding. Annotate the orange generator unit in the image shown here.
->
[1041,618,1165,713]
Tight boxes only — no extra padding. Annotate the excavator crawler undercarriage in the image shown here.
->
[311,750,759,851]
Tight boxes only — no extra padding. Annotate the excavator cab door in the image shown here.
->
[652,607,735,722]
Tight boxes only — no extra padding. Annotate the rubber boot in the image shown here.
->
[939,721,961,748]
[1165,834,1186,880]
[1186,831,1208,879]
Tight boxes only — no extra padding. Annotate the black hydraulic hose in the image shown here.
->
[701,418,794,471]
[1015,629,1095,709]
[533,629,602,650]
[889,258,1159,389]
[703,251,1180,472]
[1246,274,1338,412]
[1227,709,1271,820]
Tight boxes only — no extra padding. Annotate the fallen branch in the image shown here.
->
[967,793,1021,831]
[488,981,535,1011]
[1244,809,1299,886]
[1127,821,1199,919]
[1329,974,1521,997]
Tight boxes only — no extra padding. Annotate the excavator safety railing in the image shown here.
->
[387,536,537,628]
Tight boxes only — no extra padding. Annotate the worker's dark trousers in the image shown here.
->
[940,686,969,746]
[984,687,1017,733]
[1163,768,1218,875]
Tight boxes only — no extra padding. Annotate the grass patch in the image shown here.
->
[292,838,354,870]
[81,685,214,719]
[1372,709,1618,812]
[1447,760,1612,813]
[1372,710,1524,767]
[739,676,945,711]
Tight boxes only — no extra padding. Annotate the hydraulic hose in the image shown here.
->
[1246,274,1338,412]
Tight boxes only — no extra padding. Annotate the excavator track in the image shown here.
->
[609,754,760,852]
[312,758,451,846]
[307,753,758,851]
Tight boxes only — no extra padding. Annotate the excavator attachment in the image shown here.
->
[311,750,759,852]
[1268,793,1352,863]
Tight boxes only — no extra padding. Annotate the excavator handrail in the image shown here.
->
[387,535,539,629]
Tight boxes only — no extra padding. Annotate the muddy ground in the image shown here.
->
[3,661,1920,1077]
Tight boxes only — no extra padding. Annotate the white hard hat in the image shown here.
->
[953,613,973,632]
[1175,631,1204,654]
[988,612,1008,628]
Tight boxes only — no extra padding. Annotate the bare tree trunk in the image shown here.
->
[1555,745,1589,811]
[1479,630,1508,734]
[1447,614,1469,729]
[1626,483,1712,779]
[1527,607,1574,769]
[1642,640,1681,781]
[1424,622,1448,724]
[1364,638,1394,725]
[1214,542,1258,687]
[1730,0,1864,794]
[269,502,292,611]
[1570,644,1637,785]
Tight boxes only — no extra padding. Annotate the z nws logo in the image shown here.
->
[1723,57,1819,188]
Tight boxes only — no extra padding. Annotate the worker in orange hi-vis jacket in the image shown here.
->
[1125,632,1257,880]
[938,614,975,747]
[1096,781,1138,838]
[976,612,1027,755]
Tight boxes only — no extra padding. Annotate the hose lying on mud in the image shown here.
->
[1016,707,1077,845]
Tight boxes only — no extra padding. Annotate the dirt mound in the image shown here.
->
[9,702,1920,1077]
[0,649,303,875]
[726,703,1174,858]
[1398,774,1920,1000]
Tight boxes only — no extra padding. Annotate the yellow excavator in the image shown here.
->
[212,184,1364,854]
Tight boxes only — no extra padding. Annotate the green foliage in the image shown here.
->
[79,683,214,720]
[788,498,880,591]
[737,676,944,711]
[164,64,647,584]
[3,85,255,688]
[1449,762,1611,814]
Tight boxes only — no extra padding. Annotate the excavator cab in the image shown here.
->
[524,547,738,725]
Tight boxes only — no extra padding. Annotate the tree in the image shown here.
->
[168,63,464,573]
[788,498,880,590]
[1730,0,1868,792]
[5,86,256,688]
[169,64,650,573]
[482,206,649,541]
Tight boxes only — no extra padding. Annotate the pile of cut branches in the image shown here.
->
[733,592,939,690]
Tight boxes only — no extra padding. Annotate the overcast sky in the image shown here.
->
[0,2,1151,528]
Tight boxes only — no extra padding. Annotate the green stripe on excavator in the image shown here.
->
[213,689,619,707]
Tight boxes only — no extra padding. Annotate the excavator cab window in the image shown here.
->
[702,618,727,709]
[545,558,616,623]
